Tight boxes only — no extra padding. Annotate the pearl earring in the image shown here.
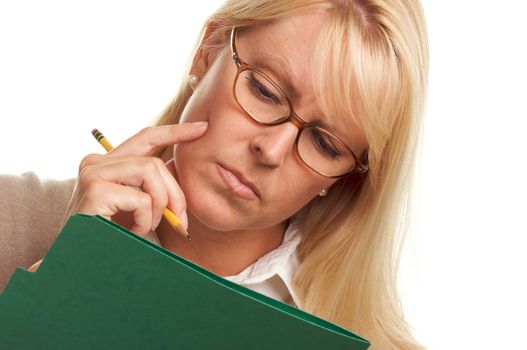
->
[318,189,328,197]
[188,74,199,89]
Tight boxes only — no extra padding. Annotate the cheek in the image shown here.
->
[290,185,321,207]
[179,58,234,125]
[178,92,212,124]
[270,169,334,214]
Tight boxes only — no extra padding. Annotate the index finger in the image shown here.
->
[109,122,208,157]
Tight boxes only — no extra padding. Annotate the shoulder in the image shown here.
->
[0,172,76,292]
[0,171,76,232]
[0,171,75,200]
[0,171,75,214]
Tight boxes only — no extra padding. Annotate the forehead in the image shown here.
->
[237,13,325,94]
[233,13,368,155]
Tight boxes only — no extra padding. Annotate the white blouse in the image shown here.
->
[145,222,302,307]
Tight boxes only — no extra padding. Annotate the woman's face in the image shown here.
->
[172,12,367,231]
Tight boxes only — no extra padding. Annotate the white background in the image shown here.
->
[1,1,526,349]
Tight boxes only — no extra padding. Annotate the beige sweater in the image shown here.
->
[0,172,76,293]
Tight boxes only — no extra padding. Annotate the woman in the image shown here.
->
[0,0,428,348]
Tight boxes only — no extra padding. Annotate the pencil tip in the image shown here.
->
[186,235,191,241]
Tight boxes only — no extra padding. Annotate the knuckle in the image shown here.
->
[137,127,158,153]
[155,191,169,211]
[143,158,159,173]
[138,126,154,135]
[137,192,152,210]
[137,126,154,143]
[152,157,166,169]
[78,164,97,186]
[79,153,100,173]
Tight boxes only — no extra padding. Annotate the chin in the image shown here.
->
[184,189,240,231]
[188,204,242,232]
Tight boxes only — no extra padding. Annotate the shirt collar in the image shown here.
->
[223,221,302,305]
[146,222,302,305]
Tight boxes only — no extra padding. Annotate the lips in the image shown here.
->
[217,163,260,200]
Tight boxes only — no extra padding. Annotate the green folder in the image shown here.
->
[0,214,370,349]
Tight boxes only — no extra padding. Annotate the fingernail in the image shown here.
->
[178,210,189,230]
[191,121,208,128]
[152,216,162,231]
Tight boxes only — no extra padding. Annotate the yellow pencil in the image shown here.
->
[91,128,190,240]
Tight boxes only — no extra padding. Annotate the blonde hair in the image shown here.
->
[154,1,428,349]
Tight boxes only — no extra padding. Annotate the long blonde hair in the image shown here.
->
[154,1,428,349]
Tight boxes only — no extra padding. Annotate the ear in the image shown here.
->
[189,22,226,79]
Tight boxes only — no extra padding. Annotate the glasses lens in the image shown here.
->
[235,69,290,123]
[234,68,357,177]
[298,126,356,177]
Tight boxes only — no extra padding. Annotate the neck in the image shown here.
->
[156,212,286,277]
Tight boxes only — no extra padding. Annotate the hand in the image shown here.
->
[28,259,42,272]
[65,122,208,235]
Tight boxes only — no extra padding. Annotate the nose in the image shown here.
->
[249,122,298,168]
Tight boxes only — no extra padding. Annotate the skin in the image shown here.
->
[30,11,368,276]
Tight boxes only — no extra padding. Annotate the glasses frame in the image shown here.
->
[229,27,369,178]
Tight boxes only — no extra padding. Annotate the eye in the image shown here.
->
[310,129,341,159]
[246,73,281,104]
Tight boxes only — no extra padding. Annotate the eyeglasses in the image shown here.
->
[229,27,369,178]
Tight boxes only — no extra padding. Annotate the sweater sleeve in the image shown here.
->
[0,172,76,293]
